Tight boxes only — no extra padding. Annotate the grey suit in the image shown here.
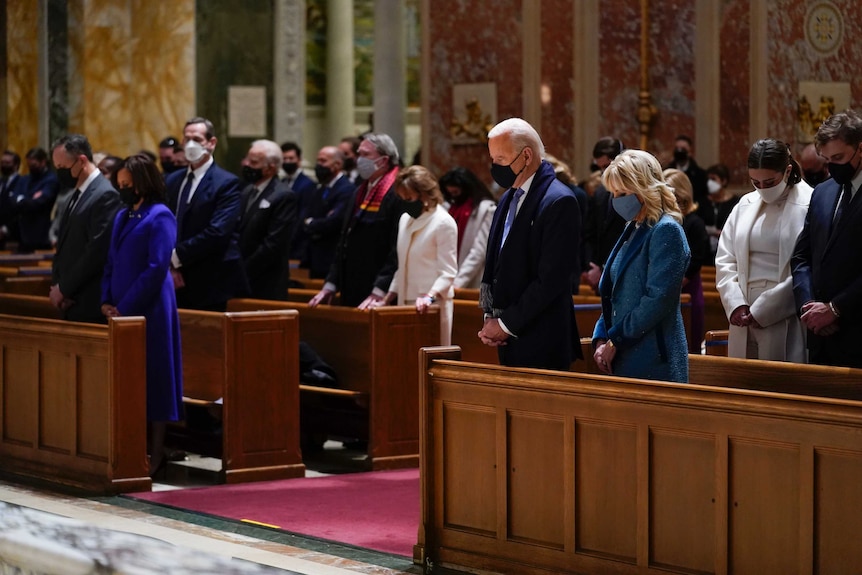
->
[52,172,121,323]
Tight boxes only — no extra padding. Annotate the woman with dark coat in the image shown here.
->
[101,154,183,476]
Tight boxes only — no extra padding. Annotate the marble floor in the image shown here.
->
[0,443,433,575]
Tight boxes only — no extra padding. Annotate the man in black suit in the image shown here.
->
[666,135,712,226]
[582,137,626,293]
[301,145,355,279]
[792,109,862,367]
[13,148,58,253]
[281,141,317,260]
[308,133,404,308]
[238,139,297,300]
[166,116,247,311]
[0,150,23,249]
[478,118,582,370]
[50,134,121,323]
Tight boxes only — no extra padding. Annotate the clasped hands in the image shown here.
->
[48,284,74,311]
[800,301,839,336]
[593,340,617,375]
[101,303,120,318]
[729,305,762,329]
[478,318,509,347]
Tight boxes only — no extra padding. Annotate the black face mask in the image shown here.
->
[490,149,526,189]
[673,147,689,164]
[803,170,828,188]
[282,162,298,175]
[343,157,356,172]
[119,186,139,206]
[242,165,264,183]
[404,199,424,218]
[161,161,177,174]
[314,164,333,184]
[828,147,860,185]
[57,159,79,189]
[0,166,14,177]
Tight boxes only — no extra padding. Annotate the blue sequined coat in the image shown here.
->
[593,213,690,382]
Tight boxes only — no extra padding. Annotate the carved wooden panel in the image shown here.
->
[442,402,496,536]
[76,354,109,461]
[814,447,862,573]
[2,346,37,446]
[38,350,75,454]
[576,418,637,562]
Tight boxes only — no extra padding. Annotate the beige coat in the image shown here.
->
[454,199,496,289]
[389,205,458,344]
[715,182,812,361]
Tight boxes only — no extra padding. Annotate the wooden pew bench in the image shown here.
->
[703,290,728,333]
[226,299,440,470]
[0,308,149,494]
[416,347,862,574]
[704,328,728,356]
[0,276,53,296]
[172,309,304,483]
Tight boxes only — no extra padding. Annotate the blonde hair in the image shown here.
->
[662,168,697,216]
[603,150,682,225]
[395,165,444,207]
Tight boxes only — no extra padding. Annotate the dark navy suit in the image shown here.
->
[302,173,355,278]
[287,171,317,260]
[12,170,58,252]
[166,163,247,310]
[792,178,862,367]
[481,160,582,370]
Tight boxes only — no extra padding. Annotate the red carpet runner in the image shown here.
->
[128,469,419,557]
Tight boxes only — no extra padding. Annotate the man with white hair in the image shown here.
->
[238,139,298,300]
[478,118,582,370]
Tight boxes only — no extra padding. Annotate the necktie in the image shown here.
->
[831,183,852,233]
[66,188,82,218]
[246,186,263,214]
[500,187,525,251]
[176,172,194,236]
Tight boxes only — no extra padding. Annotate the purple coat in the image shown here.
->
[102,203,183,421]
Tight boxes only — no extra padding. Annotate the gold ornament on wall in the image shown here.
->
[450,83,497,145]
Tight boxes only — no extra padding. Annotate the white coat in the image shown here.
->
[389,204,458,345]
[454,199,496,289]
[715,181,812,361]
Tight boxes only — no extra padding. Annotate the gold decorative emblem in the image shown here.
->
[450,98,494,144]
[805,1,843,56]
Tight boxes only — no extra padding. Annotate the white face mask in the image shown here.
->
[757,180,788,203]
[356,156,381,180]
[707,179,722,195]
[184,140,208,164]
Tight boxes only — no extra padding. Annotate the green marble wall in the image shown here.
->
[196,0,274,175]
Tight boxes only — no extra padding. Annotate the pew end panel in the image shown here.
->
[704,329,728,356]
[176,309,305,483]
[417,349,862,574]
[0,314,150,494]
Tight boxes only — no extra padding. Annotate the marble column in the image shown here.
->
[274,0,305,146]
[695,0,720,166]
[572,0,600,180]
[372,0,405,156]
[327,0,354,144]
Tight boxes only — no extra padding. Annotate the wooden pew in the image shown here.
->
[0,276,53,296]
[416,347,862,574]
[0,293,61,318]
[226,299,440,470]
[0,310,149,494]
[704,328,729,356]
[703,290,728,333]
[173,309,305,483]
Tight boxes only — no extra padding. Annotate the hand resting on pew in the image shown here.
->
[308,288,334,307]
[478,318,509,347]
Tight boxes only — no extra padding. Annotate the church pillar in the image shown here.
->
[326,0,355,144]
[274,0,306,146]
[372,0,406,156]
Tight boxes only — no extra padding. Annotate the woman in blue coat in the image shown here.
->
[101,154,183,476]
[592,150,691,382]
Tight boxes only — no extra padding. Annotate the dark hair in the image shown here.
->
[3,150,21,167]
[814,109,862,150]
[114,154,167,204]
[281,141,302,156]
[184,117,215,139]
[439,167,495,204]
[24,148,46,162]
[675,135,693,147]
[706,163,730,183]
[138,149,157,163]
[99,155,123,177]
[52,134,93,162]
[340,136,361,154]
[748,139,802,186]
[592,137,623,160]
[159,136,178,149]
